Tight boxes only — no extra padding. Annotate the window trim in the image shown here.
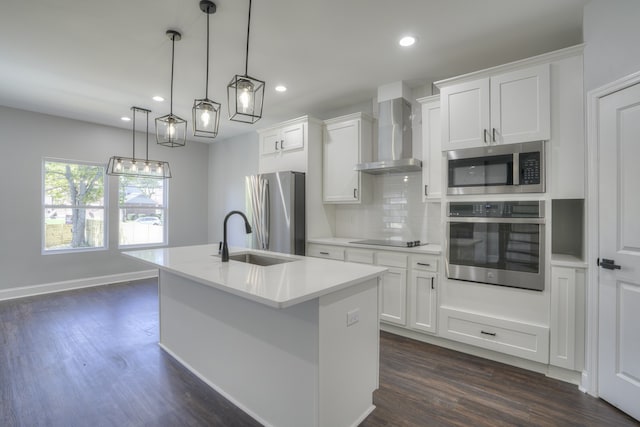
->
[117,175,168,249]
[42,157,109,255]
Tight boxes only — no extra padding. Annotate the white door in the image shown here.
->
[597,82,640,421]
[323,120,359,202]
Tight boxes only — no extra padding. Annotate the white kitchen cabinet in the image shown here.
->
[322,113,373,203]
[379,267,407,326]
[409,271,437,334]
[418,95,442,200]
[440,63,550,150]
[306,243,345,261]
[439,306,550,364]
[550,265,586,371]
[377,252,408,326]
[258,117,313,173]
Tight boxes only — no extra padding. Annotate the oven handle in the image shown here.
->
[446,217,545,224]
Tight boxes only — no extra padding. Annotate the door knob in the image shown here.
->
[598,258,621,270]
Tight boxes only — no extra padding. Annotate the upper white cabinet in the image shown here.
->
[258,116,316,174]
[417,95,442,200]
[322,113,373,204]
[440,63,550,150]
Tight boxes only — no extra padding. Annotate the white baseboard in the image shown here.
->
[0,270,158,301]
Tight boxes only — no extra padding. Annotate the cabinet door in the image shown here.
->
[323,120,360,203]
[259,128,281,156]
[409,270,437,334]
[550,266,579,370]
[441,78,490,150]
[280,122,305,152]
[490,64,550,144]
[379,267,407,325]
[420,98,442,200]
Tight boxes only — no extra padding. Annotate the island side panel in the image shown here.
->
[159,270,320,427]
[318,277,379,427]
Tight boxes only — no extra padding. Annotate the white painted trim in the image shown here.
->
[584,69,640,398]
[0,269,158,301]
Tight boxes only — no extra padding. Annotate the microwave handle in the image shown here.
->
[513,152,520,185]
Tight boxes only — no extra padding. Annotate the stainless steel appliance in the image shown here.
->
[350,239,424,248]
[447,141,544,195]
[354,97,422,174]
[245,171,305,255]
[446,200,545,291]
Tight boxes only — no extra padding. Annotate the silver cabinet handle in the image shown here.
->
[424,185,428,196]
[319,251,329,255]
[275,140,279,151]
[417,262,431,267]
[483,129,489,143]
[353,188,357,199]
[481,330,496,337]
[492,128,496,142]
[431,277,434,290]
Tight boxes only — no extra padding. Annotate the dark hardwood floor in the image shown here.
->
[0,279,637,427]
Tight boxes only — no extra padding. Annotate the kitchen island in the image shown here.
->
[124,244,387,427]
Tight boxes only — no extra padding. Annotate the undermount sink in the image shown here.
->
[227,252,296,266]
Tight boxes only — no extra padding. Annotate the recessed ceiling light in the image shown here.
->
[275,85,287,92]
[121,116,131,122]
[152,95,165,102]
[399,36,416,47]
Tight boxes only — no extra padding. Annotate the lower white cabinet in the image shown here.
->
[549,265,586,370]
[439,306,550,364]
[409,270,437,333]
[306,244,344,261]
[379,267,408,325]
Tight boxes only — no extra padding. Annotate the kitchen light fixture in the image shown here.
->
[193,0,221,138]
[275,85,287,92]
[156,30,187,147]
[107,107,172,178]
[153,95,165,102]
[399,36,416,47]
[121,116,131,122]
[227,0,264,123]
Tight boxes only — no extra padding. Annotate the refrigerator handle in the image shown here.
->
[264,179,270,250]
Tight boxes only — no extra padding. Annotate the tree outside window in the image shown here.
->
[118,175,166,247]
[43,160,106,252]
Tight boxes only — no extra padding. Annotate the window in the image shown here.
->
[43,159,106,253]
[118,176,167,247]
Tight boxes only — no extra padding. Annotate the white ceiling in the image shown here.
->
[0,0,587,143]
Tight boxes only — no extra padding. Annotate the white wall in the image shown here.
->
[0,106,209,290]
[584,0,640,92]
[207,132,259,246]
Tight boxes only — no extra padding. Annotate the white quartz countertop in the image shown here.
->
[123,244,387,309]
[308,237,442,255]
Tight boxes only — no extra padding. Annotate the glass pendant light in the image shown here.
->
[156,30,187,147]
[227,0,265,124]
[107,107,172,178]
[193,0,221,138]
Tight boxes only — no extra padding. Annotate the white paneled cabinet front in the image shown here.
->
[549,265,586,371]
[379,267,407,326]
[440,63,550,150]
[322,113,373,203]
[258,117,308,173]
[418,95,442,200]
[409,270,437,334]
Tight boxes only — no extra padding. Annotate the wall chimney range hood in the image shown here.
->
[355,95,422,175]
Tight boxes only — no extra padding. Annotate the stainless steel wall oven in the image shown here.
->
[446,200,545,291]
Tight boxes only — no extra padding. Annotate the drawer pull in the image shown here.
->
[417,262,431,267]
[431,277,434,290]
[319,251,329,255]
[481,330,496,337]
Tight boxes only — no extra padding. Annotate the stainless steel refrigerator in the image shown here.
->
[245,171,305,255]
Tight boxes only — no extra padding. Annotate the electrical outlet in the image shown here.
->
[347,308,360,326]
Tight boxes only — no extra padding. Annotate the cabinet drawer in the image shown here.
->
[376,252,408,268]
[411,255,438,272]
[345,248,374,264]
[307,244,344,261]
[439,307,549,364]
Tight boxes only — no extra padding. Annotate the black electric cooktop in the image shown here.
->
[350,239,425,248]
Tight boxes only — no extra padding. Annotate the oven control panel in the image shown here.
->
[448,201,544,218]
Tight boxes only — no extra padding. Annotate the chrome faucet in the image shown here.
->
[221,210,252,262]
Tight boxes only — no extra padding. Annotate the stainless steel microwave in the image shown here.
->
[447,141,545,195]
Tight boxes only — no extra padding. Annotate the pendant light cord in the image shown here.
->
[244,0,252,76]
[132,107,136,160]
[205,11,210,99]
[170,34,175,116]
[145,109,149,161]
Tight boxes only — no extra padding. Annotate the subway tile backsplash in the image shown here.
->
[335,172,442,244]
